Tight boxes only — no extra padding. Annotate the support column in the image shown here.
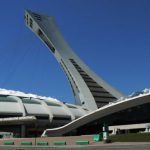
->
[103,123,109,140]
[112,128,117,135]
[21,125,26,138]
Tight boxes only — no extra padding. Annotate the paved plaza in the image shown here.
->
[1,143,150,150]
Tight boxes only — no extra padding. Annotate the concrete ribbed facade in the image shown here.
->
[25,10,124,111]
[0,89,89,137]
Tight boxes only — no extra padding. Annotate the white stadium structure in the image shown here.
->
[0,10,150,137]
[0,89,89,137]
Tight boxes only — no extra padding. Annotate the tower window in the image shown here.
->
[29,18,33,28]
[26,15,29,25]
[38,29,55,53]
[32,13,41,21]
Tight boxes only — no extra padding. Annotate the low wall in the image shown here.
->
[0,138,36,145]
[0,135,99,146]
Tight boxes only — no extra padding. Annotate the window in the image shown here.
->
[26,14,28,24]
[46,102,61,107]
[29,18,33,28]
[36,116,49,120]
[82,101,85,105]
[32,13,41,21]
[38,29,55,53]
[0,96,17,103]
[22,98,41,104]
[66,104,77,109]
[53,116,71,121]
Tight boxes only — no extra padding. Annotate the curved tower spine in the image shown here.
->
[25,10,124,111]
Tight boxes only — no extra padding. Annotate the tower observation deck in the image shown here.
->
[24,10,124,111]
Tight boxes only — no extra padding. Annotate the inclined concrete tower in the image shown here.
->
[24,10,124,111]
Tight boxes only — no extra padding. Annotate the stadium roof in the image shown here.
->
[0,88,59,102]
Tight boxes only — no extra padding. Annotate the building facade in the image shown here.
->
[0,10,149,138]
[24,10,124,111]
[0,89,89,137]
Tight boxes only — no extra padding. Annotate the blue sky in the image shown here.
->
[0,0,150,103]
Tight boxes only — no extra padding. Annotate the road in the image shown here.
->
[1,144,150,150]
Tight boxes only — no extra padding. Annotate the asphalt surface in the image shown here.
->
[1,144,150,150]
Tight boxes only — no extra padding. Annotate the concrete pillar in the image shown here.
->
[145,128,149,133]
[112,128,117,135]
[103,123,109,140]
[21,125,26,138]
[126,129,130,134]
